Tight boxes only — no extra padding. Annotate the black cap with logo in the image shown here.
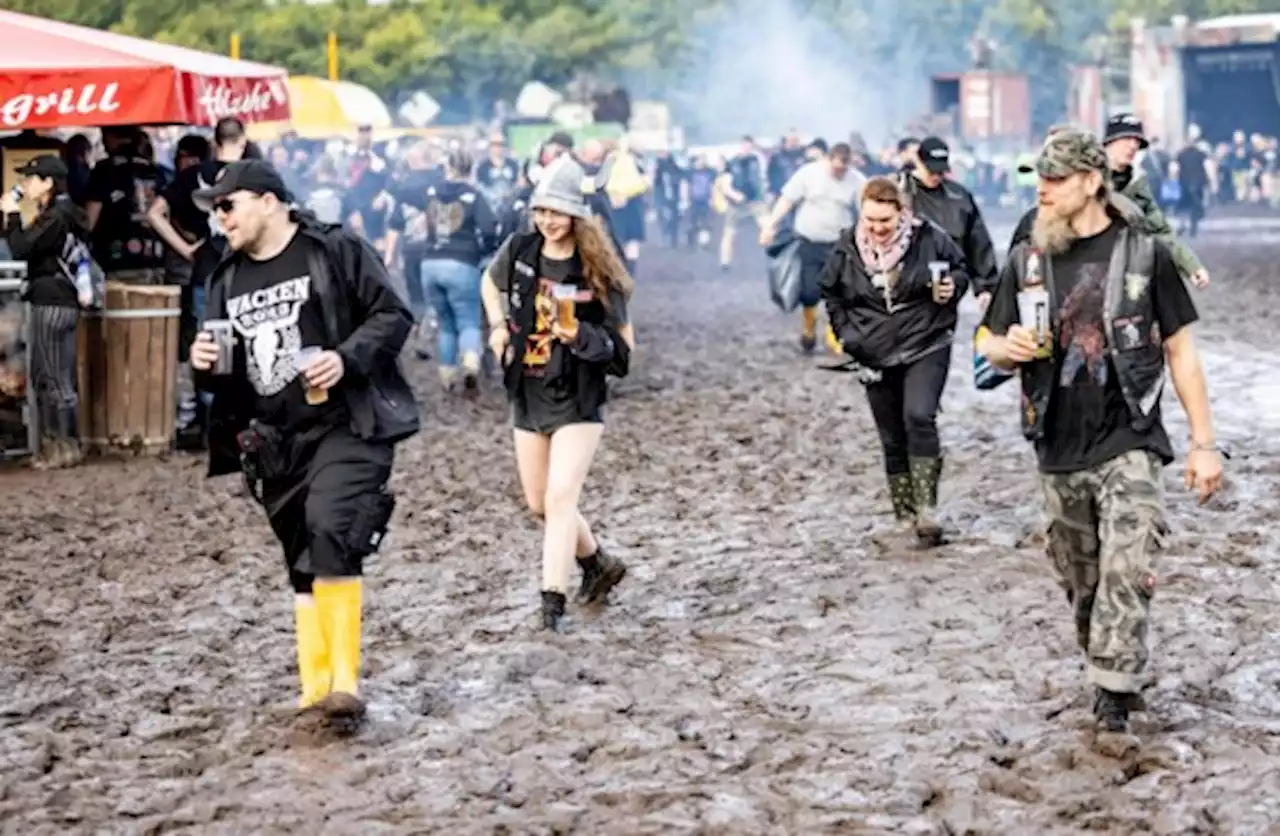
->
[192,159,292,213]
[1103,113,1149,149]
[14,154,69,179]
[917,136,950,173]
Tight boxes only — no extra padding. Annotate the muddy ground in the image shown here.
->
[2,207,1279,835]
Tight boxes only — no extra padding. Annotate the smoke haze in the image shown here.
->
[666,0,967,147]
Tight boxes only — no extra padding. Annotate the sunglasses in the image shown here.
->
[212,198,238,214]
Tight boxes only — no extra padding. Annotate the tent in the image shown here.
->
[246,76,392,141]
[0,10,290,131]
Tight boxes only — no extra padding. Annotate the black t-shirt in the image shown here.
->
[226,231,346,432]
[87,155,165,271]
[981,222,1198,473]
[161,165,211,244]
[488,239,629,424]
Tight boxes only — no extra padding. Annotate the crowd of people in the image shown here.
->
[1,109,1230,738]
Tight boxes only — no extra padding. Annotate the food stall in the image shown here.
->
[0,9,291,461]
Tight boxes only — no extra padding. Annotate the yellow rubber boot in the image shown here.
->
[824,324,843,356]
[313,578,365,719]
[801,306,818,339]
[294,595,331,710]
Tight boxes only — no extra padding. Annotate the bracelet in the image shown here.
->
[1190,441,1218,453]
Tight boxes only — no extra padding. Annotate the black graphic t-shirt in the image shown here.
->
[488,240,628,427]
[982,222,1198,473]
[226,232,345,432]
[87,155,165,272]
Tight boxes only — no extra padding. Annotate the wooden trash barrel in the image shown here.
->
[76,282,181,456]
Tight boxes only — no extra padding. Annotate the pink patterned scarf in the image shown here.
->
[856,211,915,274]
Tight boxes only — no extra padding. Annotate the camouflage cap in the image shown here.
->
[1016,129,1109,178]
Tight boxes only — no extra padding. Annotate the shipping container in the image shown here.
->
[929,71,1031,142]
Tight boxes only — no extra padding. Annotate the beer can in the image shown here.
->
[203,319,235,375]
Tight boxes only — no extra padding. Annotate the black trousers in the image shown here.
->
[797,239,834,308]
[28,304,79,440]
[261,424,395,594]
[403,249,426,320]
[863,347,950,474]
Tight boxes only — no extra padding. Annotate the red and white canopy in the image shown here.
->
[0,10,291,131]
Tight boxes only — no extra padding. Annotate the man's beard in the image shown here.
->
[1032,200,1085,255]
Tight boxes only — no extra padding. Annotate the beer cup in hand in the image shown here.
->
[190,332,221,372]
[932,276,955,304]
[1004,325,1040,364]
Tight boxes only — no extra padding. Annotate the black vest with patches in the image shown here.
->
[501,231,617,410]
[1014,226,1165,441]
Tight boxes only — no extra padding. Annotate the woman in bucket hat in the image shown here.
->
[480,155,635,631]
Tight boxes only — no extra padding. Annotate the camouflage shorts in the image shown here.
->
[1039,449,1168,693]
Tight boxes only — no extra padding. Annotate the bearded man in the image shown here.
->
[976,129,1222,734]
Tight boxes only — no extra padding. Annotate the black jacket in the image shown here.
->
[402,179,499,266]
[898,173,997,295]
[820,219,971,369]
[196,213,419,477]
[5,196,89,308]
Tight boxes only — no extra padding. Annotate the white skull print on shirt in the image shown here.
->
[227,273,313,397]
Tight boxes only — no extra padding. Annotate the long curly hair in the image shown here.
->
[571,216,633,310]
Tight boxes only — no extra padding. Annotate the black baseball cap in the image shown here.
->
[193,160,291,212]
[918,136,950,173]
[14,155,68,179]
[547,131,574,150]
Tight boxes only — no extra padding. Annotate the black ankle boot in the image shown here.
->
[541,590,566,631]
[1093,687,1135,733]
[577,546,627,605]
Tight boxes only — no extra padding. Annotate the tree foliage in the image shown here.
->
[7,0,1280,123]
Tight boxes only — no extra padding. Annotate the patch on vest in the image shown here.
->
[1124,272,1149,302]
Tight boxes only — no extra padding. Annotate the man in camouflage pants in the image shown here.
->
[977,129,1223,733]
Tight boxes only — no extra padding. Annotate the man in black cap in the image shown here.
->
[899,135,998,305]
[1007,119,1209,289]
[187,159,419,731]
[1103,114,1209,288]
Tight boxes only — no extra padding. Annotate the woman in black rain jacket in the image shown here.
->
[820,176,970,548]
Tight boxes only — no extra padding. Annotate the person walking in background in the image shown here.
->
[1100,114,1210,289]
[685,154,717,251]
[760,142,865,355]
[415,149,499,393]
[898,136,998,307]
[821,177,969,546]
[718,136,766,272]
[480,156,634,632]
[2,156,93,469]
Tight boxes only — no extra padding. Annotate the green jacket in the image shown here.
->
[1114,168,1203,279]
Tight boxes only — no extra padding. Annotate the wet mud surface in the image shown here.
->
[3,208,1280,834]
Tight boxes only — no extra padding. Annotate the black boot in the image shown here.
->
[576,546,627,605]
[541,590,567,631]
[909,456,943,547]
[887,471,915,530]
[1093,688,1136,733]
[56,407,81,467]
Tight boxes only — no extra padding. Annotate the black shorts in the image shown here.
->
[261,424,395,590]
[512,378,603,435]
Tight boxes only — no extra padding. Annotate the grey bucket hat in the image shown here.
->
[530,155,592,219]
